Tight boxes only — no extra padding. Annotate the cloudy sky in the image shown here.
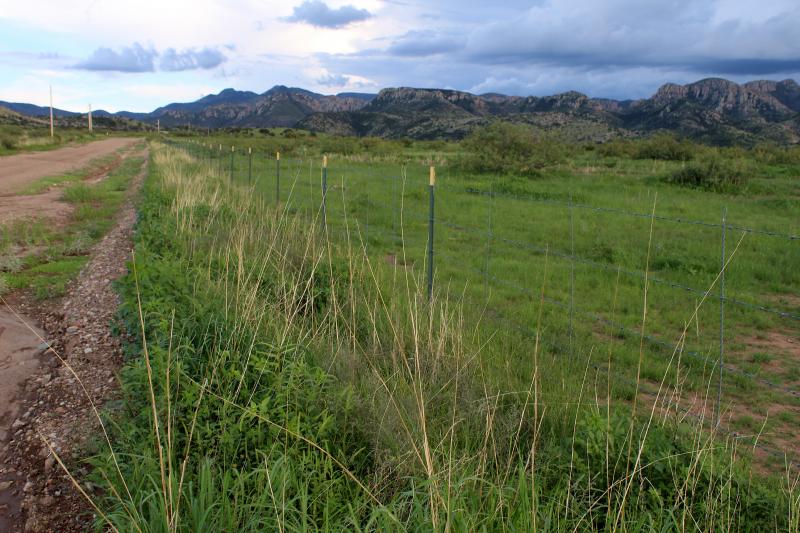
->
[1,0,799,112]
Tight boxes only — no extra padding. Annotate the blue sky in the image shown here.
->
[0,0,799,112]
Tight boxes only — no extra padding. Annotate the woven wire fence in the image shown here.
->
[177,139,800,469]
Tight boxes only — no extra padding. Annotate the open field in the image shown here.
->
[66,138,797,531]
[0,127,797,530]
[178,133,800,463]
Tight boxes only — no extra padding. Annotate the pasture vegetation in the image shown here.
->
[180,123,800,450]
[0,151,145,299]
[90,137,799,531]
[0,124,104,156]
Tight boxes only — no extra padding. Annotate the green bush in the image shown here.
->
[635,133,697,161]
[0,134,18,150]
[597,138,637,158]
[460,121,566,176]
[751,142,800,165]
[665,154,750,192]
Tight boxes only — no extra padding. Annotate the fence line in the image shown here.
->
[362,195,800,321]
[174,140,800,466]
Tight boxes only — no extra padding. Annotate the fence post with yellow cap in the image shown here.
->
[427,165,436,301]
[229,145,235,182]
[276,151,281,204]
[248,147,253,184]
[322,155,328,230]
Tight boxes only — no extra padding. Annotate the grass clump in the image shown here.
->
[0,253,23,273]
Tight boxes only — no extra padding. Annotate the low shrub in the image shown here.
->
[0,254,23,273]
[634,132,697,161]
[664,154,750,192]
[0,134,18,150]
[460,121,566,176]
[752,142,800,165]
[597,138,637,158]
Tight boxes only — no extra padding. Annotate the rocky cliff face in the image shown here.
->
[618,78,800,143]
[647,78,794,118]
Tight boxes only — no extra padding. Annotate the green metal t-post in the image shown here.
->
[248,147,253,184]
[716,207,727,428]
[229,146,234,182]
[321,155,328,230]
[276,152,281,204]
[427,166,436,302]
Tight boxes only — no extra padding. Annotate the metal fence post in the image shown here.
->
[427,166,436,302]
[218,144,222,178]
[276,151,281,204]
[569,192,575,358]
[248,147,252,184]
[322,155,328,230]
[716,206,727,427]
[230,146,234,182]
[484,182,494,300]
[393,168,398,237]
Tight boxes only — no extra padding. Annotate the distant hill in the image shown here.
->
[0,100,80,118]
[0,105,48,126]
[3,78,799,143]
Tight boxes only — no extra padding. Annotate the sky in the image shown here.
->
[0,0,799,112]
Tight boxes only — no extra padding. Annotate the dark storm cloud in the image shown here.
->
[386,31,465,57]
[337,0,800,99]
[285,0,372,28]
[459,2,800,76]
[160,47,227,71]
[74,43,156,72]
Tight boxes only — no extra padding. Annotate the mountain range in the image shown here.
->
[2,78,799,144]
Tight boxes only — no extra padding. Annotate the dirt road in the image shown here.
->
[0,140,143,530]
[0,138,135,196]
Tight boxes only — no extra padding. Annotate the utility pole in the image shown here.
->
[49,85,54,138]
[88,104,93,132]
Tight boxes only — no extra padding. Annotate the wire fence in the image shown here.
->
[174,139,800,469]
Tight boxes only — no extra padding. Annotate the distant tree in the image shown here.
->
[634,132,697,161]
[461,121,565,176]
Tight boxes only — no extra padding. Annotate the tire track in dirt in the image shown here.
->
[0,138,136,196]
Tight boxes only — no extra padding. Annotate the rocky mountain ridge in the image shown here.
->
[3,78,799,143]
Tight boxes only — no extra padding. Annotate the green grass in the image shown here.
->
[0,125,95,156]
[85,142,798,532]
[174,134,800,461]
